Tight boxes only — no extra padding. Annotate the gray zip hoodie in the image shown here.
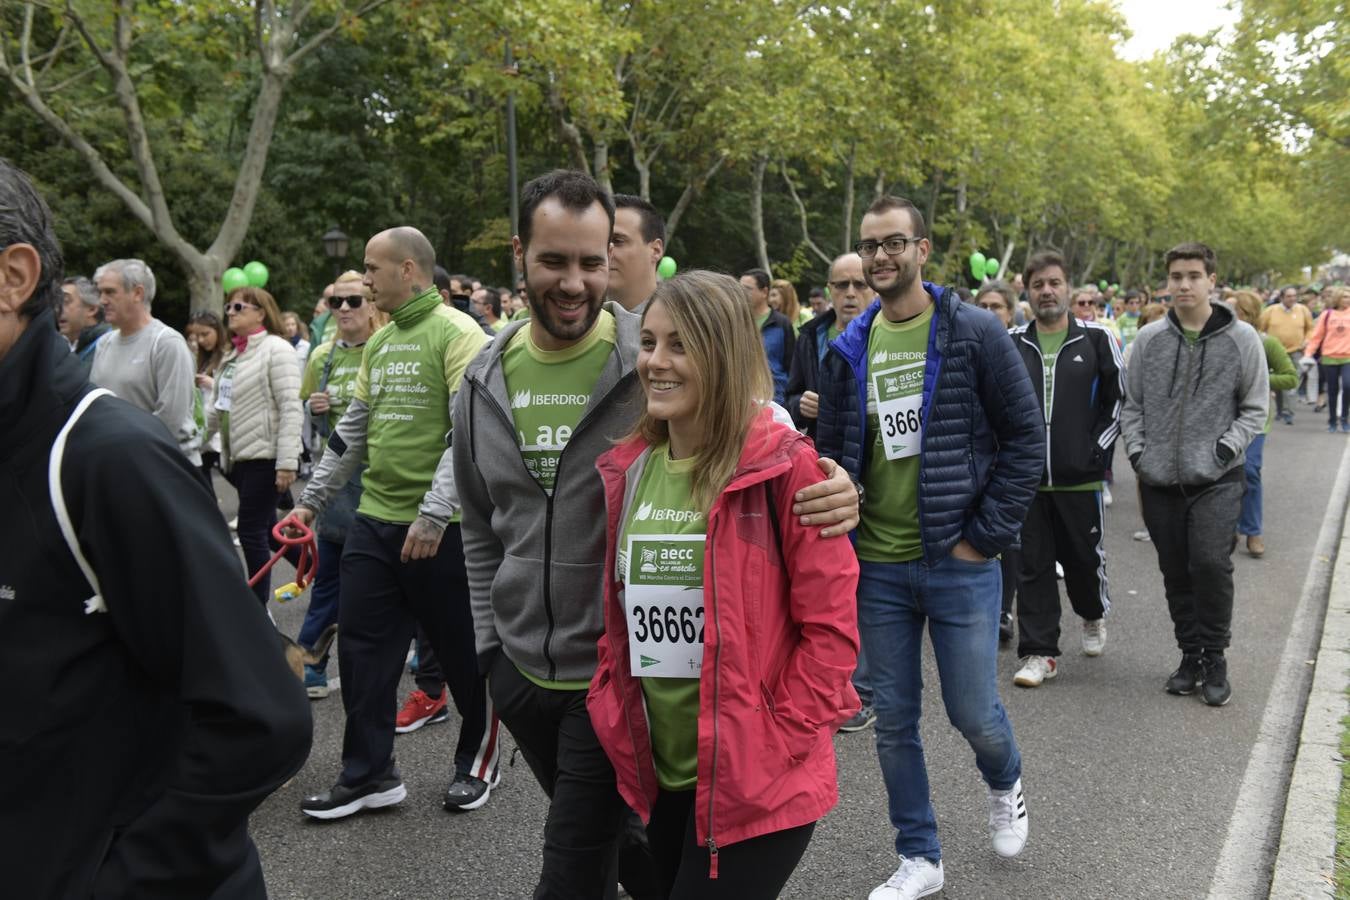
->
[449,303,643,682]
[1120,304,1268,487]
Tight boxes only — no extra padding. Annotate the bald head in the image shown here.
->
[376,226,436,280]
[365,226,439,312]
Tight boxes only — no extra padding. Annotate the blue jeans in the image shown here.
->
[858,555,1023,862]
[1238,434,1264,537]
[298,537,344,668]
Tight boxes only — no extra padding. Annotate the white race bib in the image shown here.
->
[624,533,705,678]
[214,364,235,412]
[872,361,924,460]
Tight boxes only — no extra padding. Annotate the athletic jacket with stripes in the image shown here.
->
[0,307,311,898]
[1011,317,1124,487]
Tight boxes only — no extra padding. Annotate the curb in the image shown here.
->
[1269,530,1350,896]
[1209,438,1350,899]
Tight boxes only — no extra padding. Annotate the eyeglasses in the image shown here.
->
[327,294,365,310]
[978,301,1007,311]
[853,234,922,258]
[225,301,260,314]
[829,279,869,292]
[1074,300,1095,308]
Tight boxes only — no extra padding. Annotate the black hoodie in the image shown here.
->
[0,307,312,898]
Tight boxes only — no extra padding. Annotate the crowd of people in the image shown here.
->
[3,152,1340,899]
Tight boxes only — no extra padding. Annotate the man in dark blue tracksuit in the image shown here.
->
[816,196,1043,898]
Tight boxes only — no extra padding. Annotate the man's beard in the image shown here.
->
[867,258,920,300]
[1034,297,1069,324]
[523,268,603,344]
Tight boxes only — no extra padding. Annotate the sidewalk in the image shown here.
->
[1269,527,1350,897]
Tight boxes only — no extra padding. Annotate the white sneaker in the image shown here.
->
[869,856,944,900]
[1013,655,1057,687]
[1082,618,1106,656]
[1102,484,1113,507]
[1132,529,1151,542]
[988,778,1029,857]
[1055,561,1064,579]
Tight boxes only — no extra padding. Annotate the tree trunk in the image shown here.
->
[633,149,651,201]
[750,155,771,273]
[665,153,726,244]
[781,163,832,267]
[840,145,856,256]
[593,139,612,195]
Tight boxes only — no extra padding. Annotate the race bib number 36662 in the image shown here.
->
[872,361,924,460]
[625,534,704,678]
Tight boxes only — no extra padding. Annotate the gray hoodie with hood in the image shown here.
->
[448,303,643,682]
[1120,303,1268,487]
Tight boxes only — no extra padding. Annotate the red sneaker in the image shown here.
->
[395,687,449,733]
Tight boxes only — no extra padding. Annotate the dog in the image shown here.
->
[278,623,338,682]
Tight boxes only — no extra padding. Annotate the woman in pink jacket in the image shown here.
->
[588,270,860,898]
[1305,287,1350,432]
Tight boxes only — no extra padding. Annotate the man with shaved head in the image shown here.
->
[292,226,502,818]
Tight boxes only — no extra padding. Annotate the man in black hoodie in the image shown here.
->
[0,159,312,898]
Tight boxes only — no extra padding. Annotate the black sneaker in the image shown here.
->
[1165,653,1205,695]
[443,770,500,812]
[1201,653,1232,707]
[839,705,877,733]
[999,612,1014,644]
[301,773,406,820]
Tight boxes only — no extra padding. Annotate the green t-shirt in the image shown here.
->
[352,288,489,524]
[490,319,507,333]
[619,445,704,792]
[856,304,933,562]
[1036,327,1101,493]
[503,312,616,494]
[1183,328,1200,346]
[756,311,770,330]
[1118,313,1139,345]
[301,339,366,431]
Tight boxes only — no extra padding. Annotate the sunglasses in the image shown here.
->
[327,294,365,310]
[225,301,261,314]
[1074,300,1095,308]
[830,279,870,292]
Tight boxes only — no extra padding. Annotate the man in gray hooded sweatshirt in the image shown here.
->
[1120,242,1268,707]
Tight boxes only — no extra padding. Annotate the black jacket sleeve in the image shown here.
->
[71,409,312,899]
[785,329,813,429]
[1090,328,1125,456]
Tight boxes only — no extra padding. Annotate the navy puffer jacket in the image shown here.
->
[815,283,1044,563]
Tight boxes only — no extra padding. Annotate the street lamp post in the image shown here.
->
[505,43,519,289]
[322,227,349,282]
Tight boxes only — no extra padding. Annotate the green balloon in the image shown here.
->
[969,252,987,280]
[244,260,269,288]
[1111,283,1120,292]
[657,256,677,280]
[222,267,249,294]
[985,257,1000,278]
[1098,279,1108,291]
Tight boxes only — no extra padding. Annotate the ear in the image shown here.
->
[0,244,42,315]
[512,235,524,268]
[648,238,664,267]
[917,237,931,268]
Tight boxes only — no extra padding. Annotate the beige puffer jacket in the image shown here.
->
[204,331,303,472]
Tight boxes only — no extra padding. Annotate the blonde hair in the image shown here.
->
[330,269,388,331]
[1328,287,1350,311]
[770,279,798,314]
[1231,290,1263,327]
[1138,302,1167,327]
[628,270,773,512]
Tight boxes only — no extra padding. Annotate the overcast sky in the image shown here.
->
[1117,0,1241,60]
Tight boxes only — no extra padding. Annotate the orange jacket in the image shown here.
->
[1304,308,1350,359]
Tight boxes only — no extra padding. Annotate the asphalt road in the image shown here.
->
[234,406,1345,900]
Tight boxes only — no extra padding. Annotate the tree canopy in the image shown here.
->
[2,0,1344,326]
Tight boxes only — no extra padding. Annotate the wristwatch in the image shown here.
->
[851,475,865,510]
